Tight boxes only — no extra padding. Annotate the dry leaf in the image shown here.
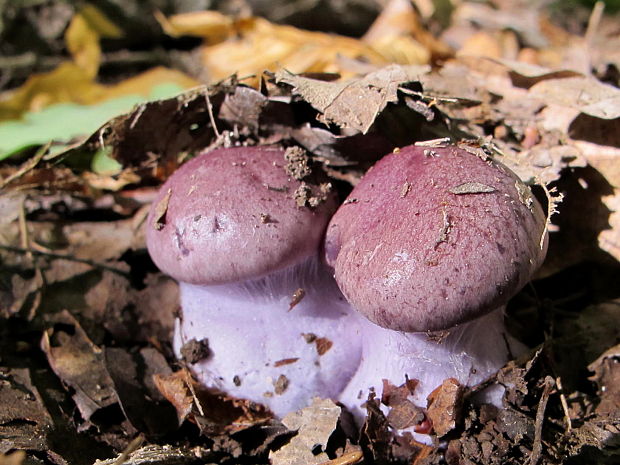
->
[425,378,463,437]
[530,76,620,120]
[589,343,620,417]
[153,369,272,435]
[41,310,118,422]
[276,65,429,133]
[163,13,391,84]
[0,368,53,453]
[270,398,342,465]
[572,140,620,262]
[92,444,215,465]
[65,12,102,78]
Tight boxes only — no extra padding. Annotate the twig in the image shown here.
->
[111,434,144,465]
[205,92,221,138]
[18,198,31,259]
[182,368,205,417]
[528,376,555,465]
[1,142,50,189]
[555,376,573,432]
[0,53,62,73]
[0,49,170,80]
[0,244,130,277]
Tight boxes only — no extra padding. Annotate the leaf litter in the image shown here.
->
[1,1,620,464]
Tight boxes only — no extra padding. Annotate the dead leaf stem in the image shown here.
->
[111,434,145,465]
[205,92,221,138]
[0,142,49,189]
[555,376,573,432]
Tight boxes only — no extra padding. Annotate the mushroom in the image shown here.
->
[146,146,363,416]
[325,144,548,435]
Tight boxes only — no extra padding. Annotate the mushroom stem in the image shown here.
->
[339,306,525,431]
[174,255,363,416]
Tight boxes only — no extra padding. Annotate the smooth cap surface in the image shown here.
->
[147,146,335,284]
[325,144,547,332]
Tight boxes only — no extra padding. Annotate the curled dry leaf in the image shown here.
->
[153,369,272,435]
[425,378,464,438]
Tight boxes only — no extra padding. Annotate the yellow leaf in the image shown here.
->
[0,62,106,120]
[369,35,430,65]
[102,66,199,100]
[363,0,452,61]
[201,17,388,85]
[155,9,233,43]
[0,64,198,121]
[80,4,123,39]
[65,12,101,78]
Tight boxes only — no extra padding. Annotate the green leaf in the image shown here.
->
[0,83,185,161]
[91,147,122,174]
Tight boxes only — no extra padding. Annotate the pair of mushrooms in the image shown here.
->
[146,144,547,437]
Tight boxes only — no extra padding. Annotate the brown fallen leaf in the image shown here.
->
[41,310,118,422]
[269,398,342,465]
[0,367,53,453]
[529,76,620,120]
[588,344,620,418]
[153,369,272,435]
[275,64,429,134]
[426,378,464,438]
[105,347,177,436]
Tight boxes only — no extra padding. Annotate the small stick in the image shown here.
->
[182,368,205,417]
[555,376,573,432]
[205,92,221,138]
[528,376,555,465]
[0,142,49,189]
[111,434,144,465]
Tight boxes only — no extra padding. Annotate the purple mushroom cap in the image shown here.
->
[325,144,547,332]
[146,146,335,285]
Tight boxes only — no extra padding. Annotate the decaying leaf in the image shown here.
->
[41,310,118,422]
[588,344,620,418]
[426,378,464,437]
[0,367,53,453]
[269,398,342,465]
[92,444,216,465]
[276,64,429,133]
[153,369,272,436]
[529,77,620,120]
[105,347,177,436]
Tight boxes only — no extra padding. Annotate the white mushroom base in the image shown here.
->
[173,258,364,417]
[338,307,525,442]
